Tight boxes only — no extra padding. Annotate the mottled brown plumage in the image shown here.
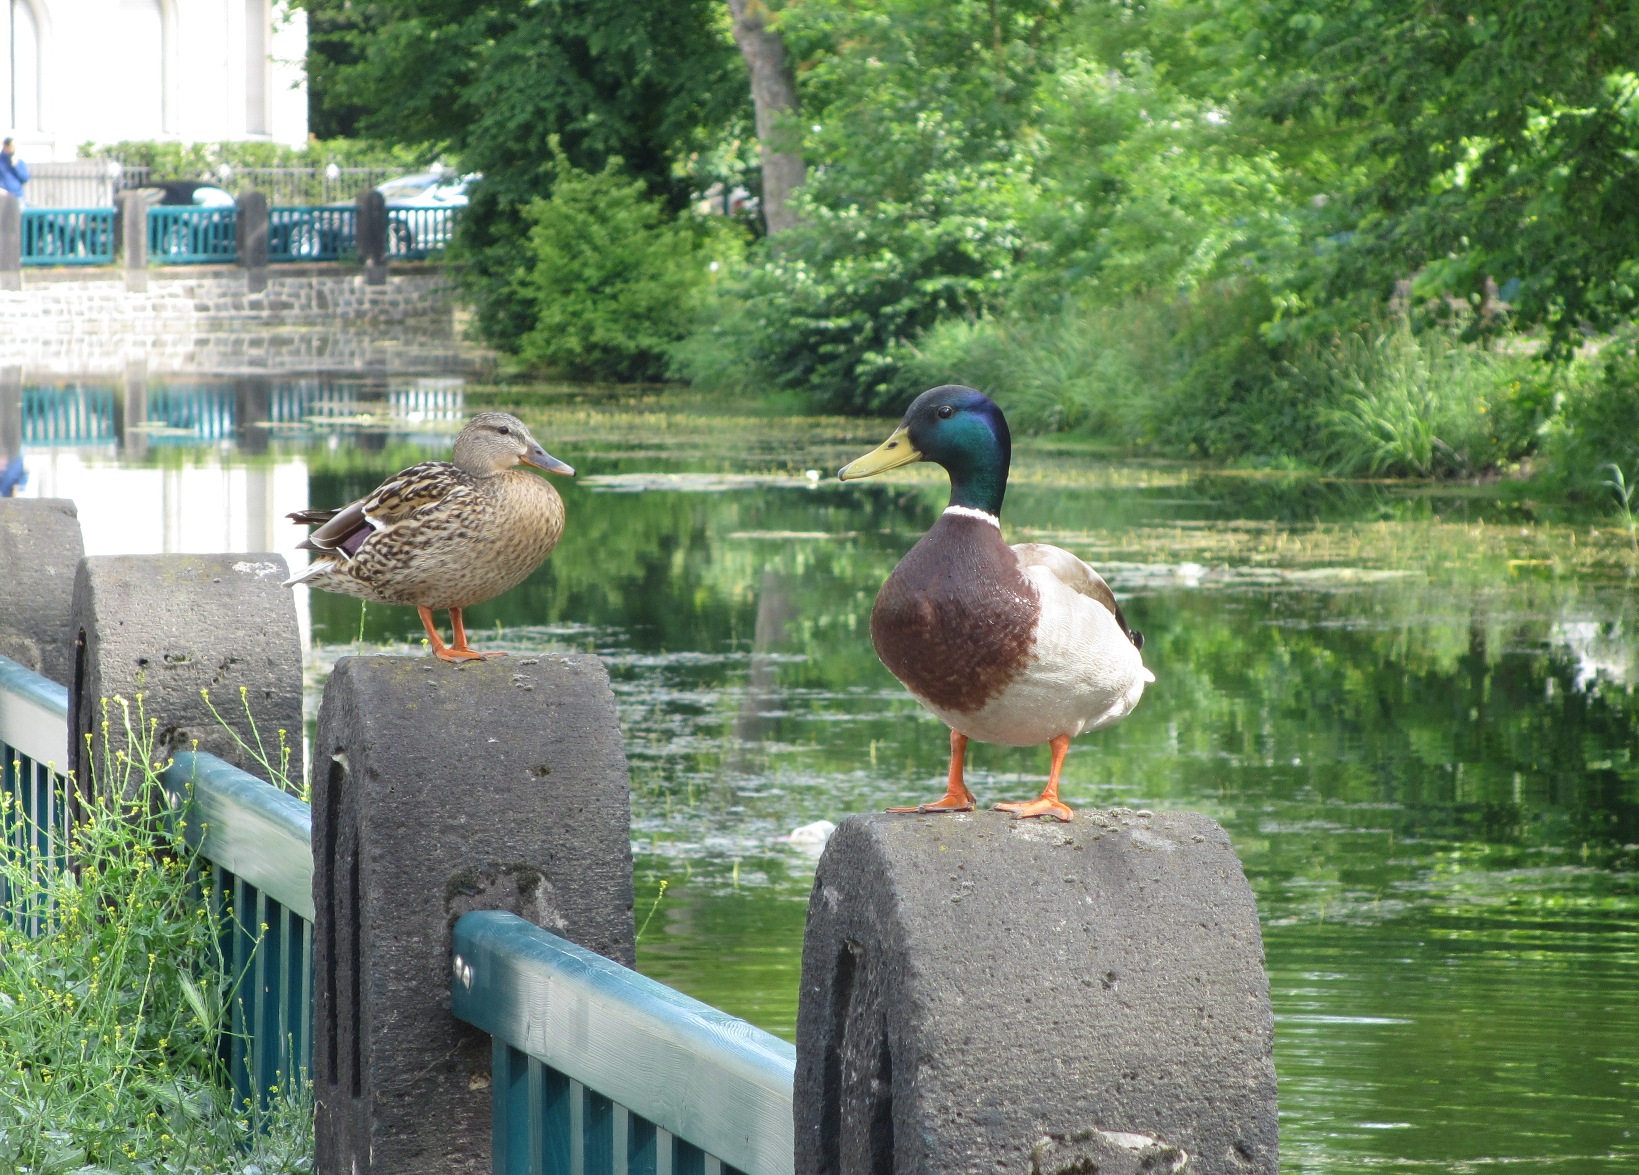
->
[284,412,574,660]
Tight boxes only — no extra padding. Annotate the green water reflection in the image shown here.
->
[24,379,1639,1173]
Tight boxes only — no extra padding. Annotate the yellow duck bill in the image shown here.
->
[838,427,921,480]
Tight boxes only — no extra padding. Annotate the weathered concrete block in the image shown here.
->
[0,498,84,682]
[795,810,1277,1175]
[312,655,636,1175]
[69,554,303,787]
[0,194,20,292]
[115,191,149,293]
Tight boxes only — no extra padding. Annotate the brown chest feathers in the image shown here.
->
[870,514,1039,713]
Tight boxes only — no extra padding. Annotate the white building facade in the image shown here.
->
[3,0,307,161]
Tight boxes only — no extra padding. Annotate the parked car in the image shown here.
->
[138,181,238,208]
[374,172,475,256]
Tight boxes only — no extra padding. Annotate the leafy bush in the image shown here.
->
[0,697,310,1174]
[516,157,739,383]
[80,138,419,177]
[1313,324,1557,477]
[1536,327,1639,498]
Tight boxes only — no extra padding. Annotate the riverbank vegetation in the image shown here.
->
[305,0,1639,495]
[0,701,310,1174]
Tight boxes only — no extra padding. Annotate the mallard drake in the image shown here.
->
[284,411,574,662]
[839,385,1153,821]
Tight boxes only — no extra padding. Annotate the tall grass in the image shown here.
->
[0,696,311,1174]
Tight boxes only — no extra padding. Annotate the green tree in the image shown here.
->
[321,0,749,348]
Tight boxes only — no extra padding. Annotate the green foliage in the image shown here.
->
[1313,325,1556,477]
[318,0,748,350]
[1537,327,1639,497]
[81,138,418,177]
[0,697,310,1174]
[517,157,740,382]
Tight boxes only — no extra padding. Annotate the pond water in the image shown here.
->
[9,375,1638,1173]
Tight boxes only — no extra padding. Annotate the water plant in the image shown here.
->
[0,695,312,1173]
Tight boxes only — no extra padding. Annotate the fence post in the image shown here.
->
[237,189,270,293]
[795,811,1279,1175]
[115,190,148,293]
[0,498,84,683]
[311,655,636,1175]
[68,554,305,790]
[355,187,387,286]
[0,194,20,291]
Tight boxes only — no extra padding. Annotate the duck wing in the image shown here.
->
[1011,542,1144,651]
[291,461,478,559]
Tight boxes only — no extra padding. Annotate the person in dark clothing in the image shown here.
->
[0,138,31,202]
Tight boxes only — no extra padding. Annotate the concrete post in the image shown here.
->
[795,811,1278,1175]
[0,193,21,291]
[68,554,304,790]
[0,498,84,683]
[237,189,270,294]
[311,655,636,1175]
[115,190,149,293]
[356,188,387,286]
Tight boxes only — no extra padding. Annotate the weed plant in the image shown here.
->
[0,696,311,1174]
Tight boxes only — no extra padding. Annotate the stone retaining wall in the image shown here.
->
[2,264,480,377]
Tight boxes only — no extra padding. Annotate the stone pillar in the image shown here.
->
[795,811,1278,1175]
[237,189,270,294]
[115,190,149,293]
[311,655,635,1175]
[1,364,22,488]
[0,193,21,291]
[69,554,304,791]
[0,498,84,683]
[356,188,387,287]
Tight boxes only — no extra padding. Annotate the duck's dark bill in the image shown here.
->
[838,427,921,480]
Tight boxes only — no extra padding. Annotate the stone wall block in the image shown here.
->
[311,654,636,1175]
[795,810,1278,1175]
[0,497,85,682]
[69,554,304,788]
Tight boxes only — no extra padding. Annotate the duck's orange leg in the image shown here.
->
[994,733,1074,821]
[418,606,486,662]
[449,608,505,660]
[889,729,976,814]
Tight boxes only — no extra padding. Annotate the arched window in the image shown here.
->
[4,0,42,134]
[111,0,164,139]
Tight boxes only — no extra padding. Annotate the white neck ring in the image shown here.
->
[943,505,1001,529]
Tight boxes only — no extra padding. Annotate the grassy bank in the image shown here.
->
[0,697,310,1175]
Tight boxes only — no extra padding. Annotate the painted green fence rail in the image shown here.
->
[0,653,312,1115]
[452,911,796,1175]
[21,208,116,266]
[386,206,457,259]
[0,654,71,935]
[269,206,358,263]
[148,206,238,265]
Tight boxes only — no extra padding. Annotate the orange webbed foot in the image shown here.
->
[887,790,976,815]
[993,797,1075,822]
[432,646,490,663]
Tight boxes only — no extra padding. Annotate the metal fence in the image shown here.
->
[387,206,457,259]
[0,651,797,1173]
[454,912,795,1175]
[0,653,311,1116]
[20,208,117,266]
[269,206,358,263]
[148,206,239,265]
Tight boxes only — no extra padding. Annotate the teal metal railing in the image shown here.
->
[0,655,71,935]
[0,653,311,1116]
[21,208,116,266]
[386,206,458,259]
[269,206,357,263]
[148,206,238,265]
[1,651,795,1172]
[453,912,795,1175]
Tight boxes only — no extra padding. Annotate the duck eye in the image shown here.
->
[497,426,512,437]
[936,405,955,420]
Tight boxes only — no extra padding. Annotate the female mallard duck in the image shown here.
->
[283,411,575,662]
[839,385,1153,821]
